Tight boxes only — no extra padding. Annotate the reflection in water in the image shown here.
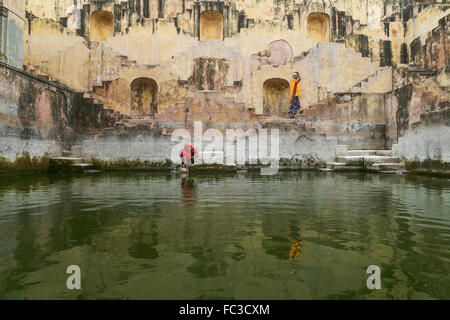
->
[181,176,197,207]
[128,218,159,260]
[0,172,449,299]
[288,226,303,261]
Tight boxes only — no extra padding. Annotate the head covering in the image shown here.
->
[181,144,194,158]
[292,72,300,79]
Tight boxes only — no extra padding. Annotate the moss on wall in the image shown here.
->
[405,159,450,177]
[90,158,174,171]
[0,152,50,175]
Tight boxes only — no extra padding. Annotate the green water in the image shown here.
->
[0,171,449,300]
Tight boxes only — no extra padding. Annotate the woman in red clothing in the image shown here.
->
[180,144,197,168]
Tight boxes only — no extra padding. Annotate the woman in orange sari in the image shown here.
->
[288,72,301,116]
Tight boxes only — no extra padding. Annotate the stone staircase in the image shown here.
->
[299,42,381,93]
[22,60,129,132]
[324,145,407,174]
[23,65,60,83]
[401,64,440,85]
[79,92,130,128]
[87,43,160,91]
[259,115,296,123]
[30,40,159,95]
[349,66,393,93]
[49,149,95,174]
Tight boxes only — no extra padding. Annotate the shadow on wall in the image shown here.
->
[131,78,158,116]
[90,10,114,42]
[263,78,290,116]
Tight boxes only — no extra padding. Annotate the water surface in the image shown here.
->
[0,171,449,299]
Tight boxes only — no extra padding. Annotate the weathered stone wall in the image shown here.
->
[385,13,449,162]
[296,93,388,150]
[386,74,449,161]
[408,12,449,72]
[394,124,449,163]
[0,62,74,158]
[76,124,337,165]
[0,0,25,68]
[1,0,447,167]
[24,0,420,116]
[0,62,121,160]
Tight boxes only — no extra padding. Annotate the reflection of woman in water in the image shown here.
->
[288,226,303,261]
[181,177,197,207]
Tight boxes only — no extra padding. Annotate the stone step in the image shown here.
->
[71,146,83,158]
[346,150,392,156]
[49,157,86,173]
[336,156,363,164]
[366,156,400,163]
[379,170,409,175]
[346,150,377,156]
[336,156,400,164]
[331,166,366,172]
[326,162,347,170]
[50,157,83,165]
[71,163,93,167]
[260,116,295,123]
[370,163,405,171]
[335,145,349,157]
[375,150,393,156]
[318,168,334,172]
[71,163,95,173]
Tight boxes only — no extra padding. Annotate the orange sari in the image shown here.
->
[289,79,301,103]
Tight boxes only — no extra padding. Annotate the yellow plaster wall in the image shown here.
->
[405,5,450,45]
[22,1,445,117]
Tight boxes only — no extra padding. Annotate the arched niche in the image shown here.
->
[307,13,330,43]
[130,78,158,116]
[200,11,223,41]
[263,78,290,116]
[90,11,114,42]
